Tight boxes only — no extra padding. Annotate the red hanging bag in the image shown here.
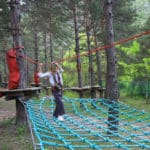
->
[34,72,40,85]
[6,48,20,89]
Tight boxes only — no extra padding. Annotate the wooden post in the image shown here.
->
[16,97,27,124]
[10,0,27,125]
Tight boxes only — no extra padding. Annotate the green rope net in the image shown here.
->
[25,97,150,150]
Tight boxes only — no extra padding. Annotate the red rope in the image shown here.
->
[24,55,38,64]
[22,30,150,65]
[58,30,150,63]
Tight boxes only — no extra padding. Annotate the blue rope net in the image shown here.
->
[25,97,150,150]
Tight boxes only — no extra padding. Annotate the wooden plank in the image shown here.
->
[0,87,41,100]
[30,82,42,87]
[64,86,105,91]
[64,86,105,98]
[0,87,41,93]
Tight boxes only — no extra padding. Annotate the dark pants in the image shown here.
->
[52,88,65,118]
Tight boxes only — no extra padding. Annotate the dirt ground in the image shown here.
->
[0,97,16,121]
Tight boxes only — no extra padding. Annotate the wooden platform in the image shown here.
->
[30,82,52,95]
[64,86,105,98]
[0,87,41,100]
[30,82,42,87]
[64,85,104,91]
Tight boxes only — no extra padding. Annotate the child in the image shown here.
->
[38,61,65,121]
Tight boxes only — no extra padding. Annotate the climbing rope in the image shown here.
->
[25,97,150,150]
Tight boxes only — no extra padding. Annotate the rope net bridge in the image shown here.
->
[25,97,150,150]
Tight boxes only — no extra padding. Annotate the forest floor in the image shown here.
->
[0,97,33,150]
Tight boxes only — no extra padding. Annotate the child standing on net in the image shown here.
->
[38,61,65,121]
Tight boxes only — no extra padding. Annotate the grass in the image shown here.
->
[0,92,150,150]
[120,96,150,112]
[0,117,33,150]
[0,98,33,150]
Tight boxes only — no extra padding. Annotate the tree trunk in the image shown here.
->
[104,0,119,133]
[93,23,103,97]
[85,1,95,98]
[34,28,38,72]
[10,0,27,125]
[43,32,47,72]
[43,32,48,86]
[72,1,83,98]
[4,56,7,84]
[2,40,8,86]
[16,97,27,125]
[49,32,53,62]
[49,0,53,62]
